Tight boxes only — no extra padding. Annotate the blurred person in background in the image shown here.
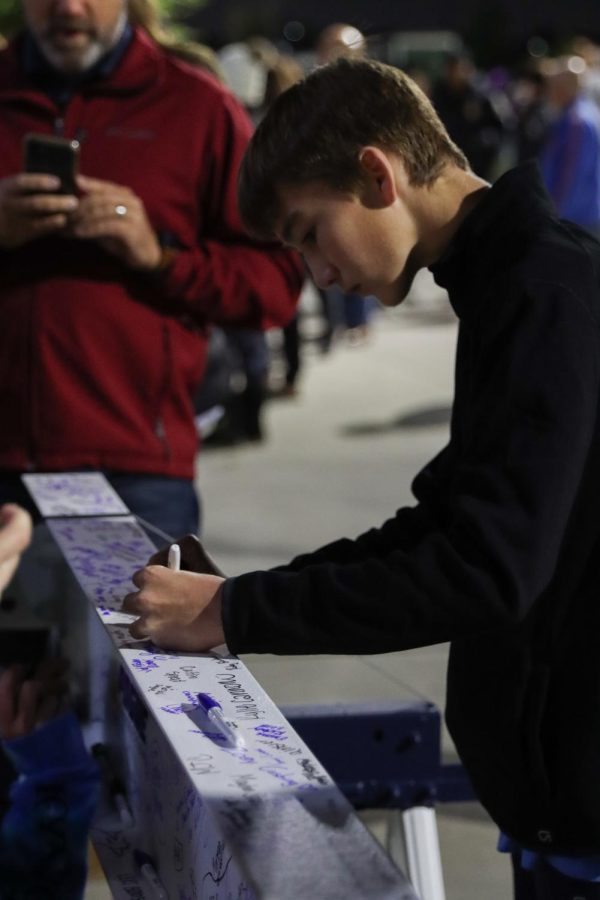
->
[569,36,600,108]
[404,63,432,98]
[0,0,302,536]
[540,55,600,237]
[315,22,377,346]
[211,37,304,438]
[0,503,99,899]
[128,0,224,79]
[245,36,303,114]
[315,22,366,66]
[433,51,507,181]
[247,36,306,400]
[510,66,550,165]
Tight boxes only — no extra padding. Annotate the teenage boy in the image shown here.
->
[123,58,600,898]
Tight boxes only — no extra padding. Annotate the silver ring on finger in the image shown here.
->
[114,204,128,217]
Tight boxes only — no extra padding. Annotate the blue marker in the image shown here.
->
[197,693,246,748]
[133,849,168,900]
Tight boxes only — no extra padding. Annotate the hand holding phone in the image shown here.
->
[0,134,80,250]
[0,172,79,250]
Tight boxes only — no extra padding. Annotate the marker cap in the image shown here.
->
[197,692,219,712]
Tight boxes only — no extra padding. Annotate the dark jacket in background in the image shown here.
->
[433,79,505,180]
[223,163,600,854]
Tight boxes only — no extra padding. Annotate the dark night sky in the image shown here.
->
[185,0,600,64]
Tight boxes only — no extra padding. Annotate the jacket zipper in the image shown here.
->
[154,324,172,461]
[25,284,36,471]
[26,112,84,470]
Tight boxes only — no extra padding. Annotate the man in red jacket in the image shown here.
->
[0,0,301,537]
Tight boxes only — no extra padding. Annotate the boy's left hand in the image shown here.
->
[122,567,226,652]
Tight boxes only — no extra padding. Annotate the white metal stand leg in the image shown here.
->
[401,806,447,900]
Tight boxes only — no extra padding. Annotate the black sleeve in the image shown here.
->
[223,283,600,655]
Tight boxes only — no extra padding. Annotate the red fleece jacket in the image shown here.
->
[0,29,302,477]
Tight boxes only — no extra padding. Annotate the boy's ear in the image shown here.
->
[358,146,399,208]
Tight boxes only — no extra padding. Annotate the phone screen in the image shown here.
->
[23,133,80,194]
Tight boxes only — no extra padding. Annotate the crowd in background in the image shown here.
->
[193,23,600,447]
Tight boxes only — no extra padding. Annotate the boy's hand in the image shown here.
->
[122,568,226,651]
[0,504,32,595]
[0,660,69,742]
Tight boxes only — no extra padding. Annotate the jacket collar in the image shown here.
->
[430,162,557,318]
[22,23,134,104]
[0,26,163,107]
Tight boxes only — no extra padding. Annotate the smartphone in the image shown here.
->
[23,133,80,194]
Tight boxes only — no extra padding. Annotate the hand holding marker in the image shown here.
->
[168,543,244,746]
[197,693,246,748]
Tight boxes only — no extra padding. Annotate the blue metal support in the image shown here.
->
[282,699,474,811]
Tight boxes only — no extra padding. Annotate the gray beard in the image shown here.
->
[37,9,128,74]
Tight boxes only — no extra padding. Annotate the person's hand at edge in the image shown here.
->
[0,504,32,595]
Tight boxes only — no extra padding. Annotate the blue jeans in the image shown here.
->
[105,473,200,543]
[0,472,200,546]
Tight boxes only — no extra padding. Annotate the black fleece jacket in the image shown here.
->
[223,163,600,853]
